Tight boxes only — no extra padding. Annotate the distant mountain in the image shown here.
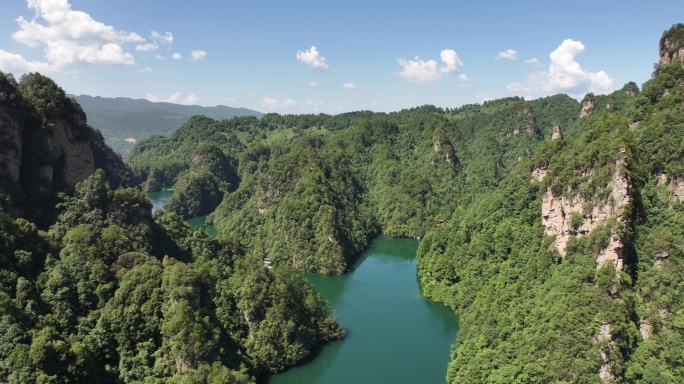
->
[71,95,263,157]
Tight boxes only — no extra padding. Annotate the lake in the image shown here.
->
[147,189,458,383]
[268,236,458,384]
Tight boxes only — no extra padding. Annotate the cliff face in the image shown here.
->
[0,72,130,225]
[536,151,630,270]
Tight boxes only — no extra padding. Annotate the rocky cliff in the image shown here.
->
[0,72,131,226]
[659,23,684,66]
[538,157,630,269]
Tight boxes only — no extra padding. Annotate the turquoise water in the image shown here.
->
[268,236,459,384]
[147,189,458,383]
[147,189,216,234]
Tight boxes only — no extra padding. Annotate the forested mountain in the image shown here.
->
[3,23,684,384]
[0,74,343,383]
[71,95,263,157]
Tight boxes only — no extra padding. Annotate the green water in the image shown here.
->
[268,236,459,384]
[147,190,459,382]
[147,189,216,234]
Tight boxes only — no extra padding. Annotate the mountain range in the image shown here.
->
[70,95,263,157]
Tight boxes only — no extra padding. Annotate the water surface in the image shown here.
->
[268,236,458,384]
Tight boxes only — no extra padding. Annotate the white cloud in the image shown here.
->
[182,93,199,105]
[296,46,328,69]
[172,52,182,60]
[309,81,319,86]
[0,49,56,72]
[458,74,469,81]
[263,97,297,111]
[496,49,518,60]
[147,91,197,104]
[166,92,181,103]
[7,0,143,71]
[342,82,356,89]
[507,39,614,95]
[440,49,463,73]
[138,66,153,74]
[397,49,463,83]
[190,50,206,60]
[154,54,165,60]
[136,43,158,52]
[151,31,173,46]
[524,58,539,64]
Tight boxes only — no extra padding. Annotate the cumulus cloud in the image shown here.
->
[138,66,153,74]
[296,46,328,69]
[524,58,539,64]
[0,49,56,72]
[6,0,145,71]
[440,49,463,73]
[263,97,297,111]
[342,82,356,89]
[172,52,182,60]
[496,49,518,60]
[190,50,206,60]
[151,31,173,46]
[507,39,613,95]
[308,81,319,86]
[136,43,158,52]
[397,49,463,83]
[154,54,165,60]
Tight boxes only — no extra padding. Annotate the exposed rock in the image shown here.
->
[654,250,669,269]
[667,177,684,201]
[628,122,639,131]
[433,138,441,152]
[551,125,562,140]
[531,167,547,182]
[640,318,653,340]
[660,38,684,66]
[541,160,629,269]
[580,99,594,117]
[596,321,616,384]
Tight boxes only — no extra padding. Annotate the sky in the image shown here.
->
[0,0,683,115]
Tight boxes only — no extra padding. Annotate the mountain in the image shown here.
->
[0,73,131,227]
[70,94,263,157]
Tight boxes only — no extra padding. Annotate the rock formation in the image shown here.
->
[539,158,630,269]
[0,72,130,225]
[659,24,684,66]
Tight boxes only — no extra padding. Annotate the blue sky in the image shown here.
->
[1,0,682,114]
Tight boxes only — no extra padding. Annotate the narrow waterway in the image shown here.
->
[147,189,458,383]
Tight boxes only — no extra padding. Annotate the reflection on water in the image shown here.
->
[269,236,459,384]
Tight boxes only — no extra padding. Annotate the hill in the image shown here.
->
[71,95,263,157]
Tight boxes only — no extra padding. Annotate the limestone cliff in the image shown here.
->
[659,23,684,66]
[0,72,131,225]
[536,147,631,270]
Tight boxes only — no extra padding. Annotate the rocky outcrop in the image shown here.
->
[580,99,594,117]
[597,321,616,384]
[0,72,131,225]
[541,160,630,269]
[658,174,684,201]
[531,167,547,182]
[660,39,684,66]
[551,125,562,140]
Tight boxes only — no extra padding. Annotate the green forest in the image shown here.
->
[2,23,684,384]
